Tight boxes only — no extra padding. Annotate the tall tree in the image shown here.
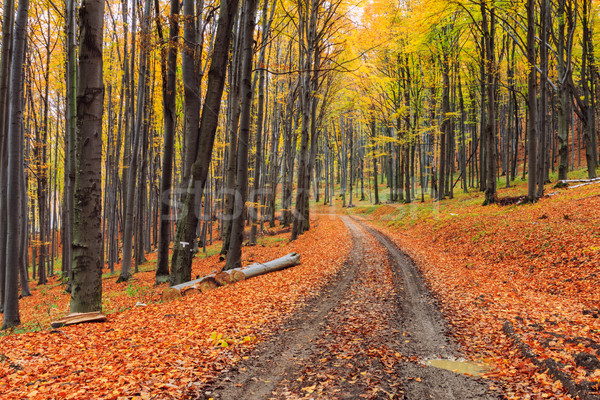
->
[249,0,277,245]
[170,0,240,285]
[119,0,152,283]
[62,0,77,282]
[0,0,15,313]
[481,1,497,205]
[69,0,105,313]
[224,0,260,270]
[526,0,538,202]
[2,0,29,329]
[155,0,179,283]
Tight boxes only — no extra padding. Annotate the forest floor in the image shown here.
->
[199,216,498,400]
[0,217,353,399]
[342,177,600,400]
[1,175,599,400]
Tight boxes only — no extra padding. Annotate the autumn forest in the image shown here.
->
[0,0,599,398]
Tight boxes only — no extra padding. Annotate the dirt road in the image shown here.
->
[198,216,498,399]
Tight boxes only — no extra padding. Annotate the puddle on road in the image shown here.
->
[424,358,490,377]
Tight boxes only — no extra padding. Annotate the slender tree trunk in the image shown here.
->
[224,0,259,269]
[439,50,450,201]
[220,13,242,255]
[155,0,179,283]
[2,0,29,329]
[181,0,203,182]
[170,0,240,285]
[371,117,380,204]
[119,0,152,282]
[0,0,15,313]
[538,0,549,197]
[249,0,276,244]
[482,3,497,205]
[527,0,538,202]
[556,0,571,181]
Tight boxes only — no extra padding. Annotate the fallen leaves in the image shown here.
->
[0,216,351,399]
[269,225,406,399]
[356,182,600,399]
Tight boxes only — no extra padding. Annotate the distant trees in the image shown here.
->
[353,0,599,207]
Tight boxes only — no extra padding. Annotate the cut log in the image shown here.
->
[51,312,107,328]
[230,270,246,283]
[215,271,232,286]
[171,275,213,291]
[228,252,301,280]
[161,287,182,302]
[198,276,219,292]
[558,177,600,184]
[160,253,301,301]
[181,287,201,296]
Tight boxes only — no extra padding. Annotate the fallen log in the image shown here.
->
[198,276,219,292]
[51,312,107,328]
[215,271,233,286]
[160,274,220,302]
[181,287,201,296]
[161,287,182,302]
[228,252,301,281]
[558,177,600,184]
[160,253,301,302]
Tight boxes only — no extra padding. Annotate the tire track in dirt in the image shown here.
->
[197,219,363,399]
[198,216,498,399]
[353,217,498,399]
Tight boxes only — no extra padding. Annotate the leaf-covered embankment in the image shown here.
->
[352,183,600,399]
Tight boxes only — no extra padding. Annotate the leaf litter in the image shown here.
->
[0,216,351,399]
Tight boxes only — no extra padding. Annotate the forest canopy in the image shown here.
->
[1,0,599,330]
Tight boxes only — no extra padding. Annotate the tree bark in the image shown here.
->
[119,0,152,282]
[439,49,450,201]
[526,0,538,202]
[482,3,497,205]
[155,0,179,283]
[224,0,259,270]
[249,0,277,244]
[0,0,15,313]
[69,0,105,314]
[2,0,29,329]
[170,0,240,285]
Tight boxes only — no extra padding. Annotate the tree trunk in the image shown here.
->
[170,0,240,285]
[224,0,259,270]
[69,0,105,314]
[119,0,152,283]
[482,3,497,205]
[155,0,179,283]
[439,50,450,201]
[220,15,242,255]
[371,117,380,204]
[2,0,29,329]
[556,0,571,181]
[0,0,15,313]
[181,0,203,182]
[249,0,276,244]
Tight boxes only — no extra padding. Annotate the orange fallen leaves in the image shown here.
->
[357,183,600,399]
[0,216,352,399]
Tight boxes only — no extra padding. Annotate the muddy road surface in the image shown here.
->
[198,217,499,399]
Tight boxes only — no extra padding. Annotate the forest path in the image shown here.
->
[198,216,497,399]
